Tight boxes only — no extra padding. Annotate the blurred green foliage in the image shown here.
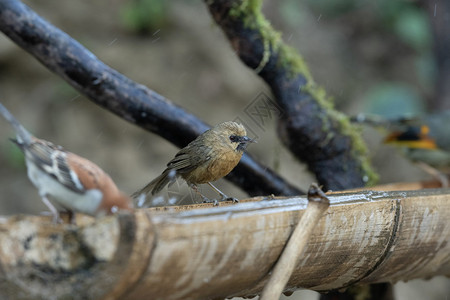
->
[305,0,359,17]
[300,0,432,52]
[362,82,425,118]
[279,0,435,114]
[279,1,307,26]
[415,52,437,91]
[391,8,431,52]
[54,82,80,102]
[1,141,25,170]
[120,0,168,34]
[303,0,432,51]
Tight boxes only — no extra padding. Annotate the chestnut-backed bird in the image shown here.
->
[0,102,133,223]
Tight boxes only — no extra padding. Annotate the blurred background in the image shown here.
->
[0,0,448,299]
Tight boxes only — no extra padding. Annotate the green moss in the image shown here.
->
[227,0,378,187]
[229,0,311,77]
[334,111,379,186]
[229,0,281,73]
[301,82,379,186]
[302,82,334,110]
[229,0,264,28]
[254,37,270,74]
[277,44,314,80]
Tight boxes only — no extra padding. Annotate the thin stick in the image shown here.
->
[260,183,330,300]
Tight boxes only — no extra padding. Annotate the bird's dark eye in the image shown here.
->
[229,135,239,143]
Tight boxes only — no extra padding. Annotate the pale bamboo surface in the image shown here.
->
[0,186,449,299]
[260,184,330,300]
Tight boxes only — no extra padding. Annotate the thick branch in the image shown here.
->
[0,0,302,197]
[206,0,377,190]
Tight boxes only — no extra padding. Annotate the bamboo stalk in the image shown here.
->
[0,188,449,299]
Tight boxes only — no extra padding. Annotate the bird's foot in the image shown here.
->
[202,198,219,206]
[40,195,63,224]
[53,216,64,224]
[206,182,238,204]
[222,196,239,203]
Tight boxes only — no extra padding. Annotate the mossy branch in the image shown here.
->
[206,0,378,190]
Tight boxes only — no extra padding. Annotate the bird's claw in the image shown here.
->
[40,211,63,224]
[201,191,239,206]
[225,197,239,203]
[202,198,219,206]
[218,193,239,203]
[52,215,63,224]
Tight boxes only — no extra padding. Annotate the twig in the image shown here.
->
[260,183,330,300]
[0,0,303,197]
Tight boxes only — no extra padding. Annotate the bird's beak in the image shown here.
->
[241,136,257,143]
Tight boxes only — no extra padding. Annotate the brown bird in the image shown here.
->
[0,102,133,223]
[132,121,255,204]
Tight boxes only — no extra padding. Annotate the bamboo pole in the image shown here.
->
[0,188,449,299]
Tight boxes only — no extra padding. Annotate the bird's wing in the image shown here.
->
[167,144,211,174]
[26,141,85,193]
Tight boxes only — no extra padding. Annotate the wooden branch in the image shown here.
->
[205,0,377,190]
[261,184,330,300]
[1,187,449,299]
[0,0,302,197]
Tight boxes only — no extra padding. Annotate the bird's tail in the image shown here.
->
[0,102,33,145]
[131,168,175,199]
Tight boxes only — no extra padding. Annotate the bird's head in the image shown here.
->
[214,121,256,152]
[384,125,437,150]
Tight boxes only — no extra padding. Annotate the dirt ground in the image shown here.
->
[0,0,448,299]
